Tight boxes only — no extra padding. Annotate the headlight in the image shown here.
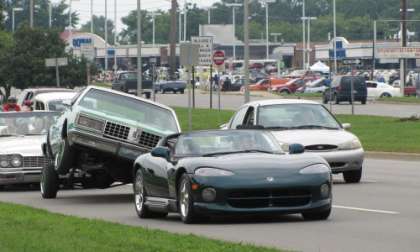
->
[77,114,105,131]
[11,156,22,167]
[277,142,290,152]
[195,168,234,177]
[0,159,9,168]
[338,138,362,150]
[300,164,331,174]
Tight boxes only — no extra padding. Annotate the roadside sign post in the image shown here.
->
[342,59,360,115]
[180,42,200,131]
[150,57,157,102]
[81,44,95,86]
[45,57,68,87]
[213,50,225,111]
[192,36,213,109]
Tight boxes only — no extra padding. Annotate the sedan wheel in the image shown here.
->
[40,161,59,199]
[343,168,362,183]
[302,206,331,221]
[178,174,199,224]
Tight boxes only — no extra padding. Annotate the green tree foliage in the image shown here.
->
[80,15,115,45]
[3,0,79,32]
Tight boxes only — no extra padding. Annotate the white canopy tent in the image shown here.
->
[310,61,330,73]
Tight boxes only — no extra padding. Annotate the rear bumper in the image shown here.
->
[314,148,364,173]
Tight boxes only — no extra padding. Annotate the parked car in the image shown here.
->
[133,130,332,223]
[270,78,306,94]
[298,78,328,94]
[246,79,271,91]
[112,71,153,99]
[33,92,78,112]
[392,80,417,96]
[17,88,74,106]
[0,111,60,189]
[222,99,364,183]
[154,80,186,94]
[40,86,181,199]
[222,78,245,91]
[323,76,367,104]
[366,81,402,98]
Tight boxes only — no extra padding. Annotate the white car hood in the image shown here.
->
[271,129,357,146]
[0,135,46,156]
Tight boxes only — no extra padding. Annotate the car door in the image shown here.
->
[229,106,249,129]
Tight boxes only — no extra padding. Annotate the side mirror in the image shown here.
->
[289,144,305,154]
[62,100,72,108]
[342,123,351,130]
[151,146,170,160]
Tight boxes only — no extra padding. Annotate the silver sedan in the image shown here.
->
[223,99,364,183]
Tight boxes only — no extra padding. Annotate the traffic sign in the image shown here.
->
[191,36,213,66]
[213,50,225,66]
[180,42,200,67]
[342,59,361,65]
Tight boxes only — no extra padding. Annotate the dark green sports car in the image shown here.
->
[133,130,332,224]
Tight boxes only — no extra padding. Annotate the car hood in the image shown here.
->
[182,153,327,175]
[271,129,357,147]
[0,135,45,156]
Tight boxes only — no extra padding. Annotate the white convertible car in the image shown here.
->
[0,111,59,188]
[366,81,402,98]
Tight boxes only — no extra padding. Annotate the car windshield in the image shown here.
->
[119,72,137,80]
[0,112,59,136]
[175,131,282,157]
[48,100,70,112]
[258,104,341,130]
[78,89,179,133]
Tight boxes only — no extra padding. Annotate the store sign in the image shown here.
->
[376,47,420,59]
[72,38,92,48]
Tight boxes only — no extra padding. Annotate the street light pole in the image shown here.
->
[302,0,306,69]
[263,0,275,60]
[104,0,108,71]
[30,0,34,28]
[137,0,142,97]
[244,0,250,103]
[303,16,317,69]
[226,3,242,60]
[48,3,52,28]
[91,0,94,33]
[150,12,161,47]
[178,9,182,43]
[183,5,187,42]
[114,0,117,73]
[12,8,23,32]
[333,0,338,74]
[400,0,407,96]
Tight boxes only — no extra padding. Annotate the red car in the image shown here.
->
[270,78,307,94]
[404,86,417,96]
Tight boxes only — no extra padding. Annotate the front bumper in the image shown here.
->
[189,174,332,216]
[312,148,364,173]
[0,169,41,185]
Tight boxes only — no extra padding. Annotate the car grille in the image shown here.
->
[138,131,161,149]
[305,144,338,152]
[103,122,130,140]
[227,188,311,208]
[23,156,48,168]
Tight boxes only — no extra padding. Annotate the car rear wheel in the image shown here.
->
[40,161,59,199]
[280,89,290,95]
[380,93,391,98]
[335,94,340,104]
[133,169,168,219]
[178,174,200,224]
[302,206,331,221]
[343,168,362,183]
[322,94,328,104]
[180,89,185,94]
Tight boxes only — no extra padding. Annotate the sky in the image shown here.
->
[53,0,220,32]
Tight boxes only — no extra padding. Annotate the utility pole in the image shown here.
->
[372,20,377,80]
[48,3,52,28]
[305,17,317,69]
[169,0,177,80]
[400,0,407,96]
[302,0,306,69]
[333,0,337,74]
[244,0,250,103]
[91,0,94,33]
[183,4,187,42]
[30,0,34,28]
[114,0,117,73]
[105,0,108,71]
[263,0,275,60]
[137,0,142,96]
[226,3,242,60]
[150,12,161,47]
[12,8,23,32]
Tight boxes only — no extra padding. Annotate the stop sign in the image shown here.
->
[213,51,225,66]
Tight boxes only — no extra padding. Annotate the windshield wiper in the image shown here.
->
[203,149,274,157]
[264,126,292,130]
[290,125,338,130]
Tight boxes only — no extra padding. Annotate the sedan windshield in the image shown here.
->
[258,104,340,130]
[0,112,59,136]
[175,131,281,157]
[78,89,179,133]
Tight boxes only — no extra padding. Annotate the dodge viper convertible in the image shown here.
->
[41,86,180,199]
[133,130,332,224]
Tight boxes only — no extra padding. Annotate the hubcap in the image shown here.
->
[180,182,189,217]
[134,175,144,212]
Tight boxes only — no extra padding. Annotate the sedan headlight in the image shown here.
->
[10,156,22,167]
[195,168,234,177]
[300,164,331,174]
[0,159,9,168]
[338,138,362,150]
[77,114,105,131]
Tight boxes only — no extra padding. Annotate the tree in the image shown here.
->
[3,0,79,32]
[80,15,115,45]
[0,31,14,100]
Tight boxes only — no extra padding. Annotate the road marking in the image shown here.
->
[333,205,400,215]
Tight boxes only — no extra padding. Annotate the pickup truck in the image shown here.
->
[112,71,153,99]
[154,80,186,94]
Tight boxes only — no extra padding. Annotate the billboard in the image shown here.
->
[376,47,420,59]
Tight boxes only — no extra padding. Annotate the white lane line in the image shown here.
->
[333,205,400,215]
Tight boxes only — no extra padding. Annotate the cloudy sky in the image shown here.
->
[53,0,220,31]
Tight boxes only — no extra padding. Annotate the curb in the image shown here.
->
[366,151,420,161]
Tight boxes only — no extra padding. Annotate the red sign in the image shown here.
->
[213,50,225,66]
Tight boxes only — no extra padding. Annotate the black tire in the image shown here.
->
[180,89,185,94]
[133,169,168,219]
[322,94,328,104]
[55,136,74,175]
[343,168,362,183]
[335,94,340,104]
[40,162,59,199]
[361,98,367,105]
[380,93,391,98]
[280,89,290,95]
[178,174,200,224]
[161,88,166,94]
[173,90,177,94]
[302,206,331,221]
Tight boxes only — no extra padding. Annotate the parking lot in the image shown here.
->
[1,157,419,252]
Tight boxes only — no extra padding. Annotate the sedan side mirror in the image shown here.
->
[289,144,305,154]
[151,146,170,160]
[342,123,351,130]
[62,100,72,108]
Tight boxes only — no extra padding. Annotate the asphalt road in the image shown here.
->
[153,92,420,118]
[1,157,419,252]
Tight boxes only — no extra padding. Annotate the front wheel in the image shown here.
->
[180,89,185,94]
[302,207,331,221]
[343,168,362,183]
[178,174,200,224]
[40,161,59,199]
